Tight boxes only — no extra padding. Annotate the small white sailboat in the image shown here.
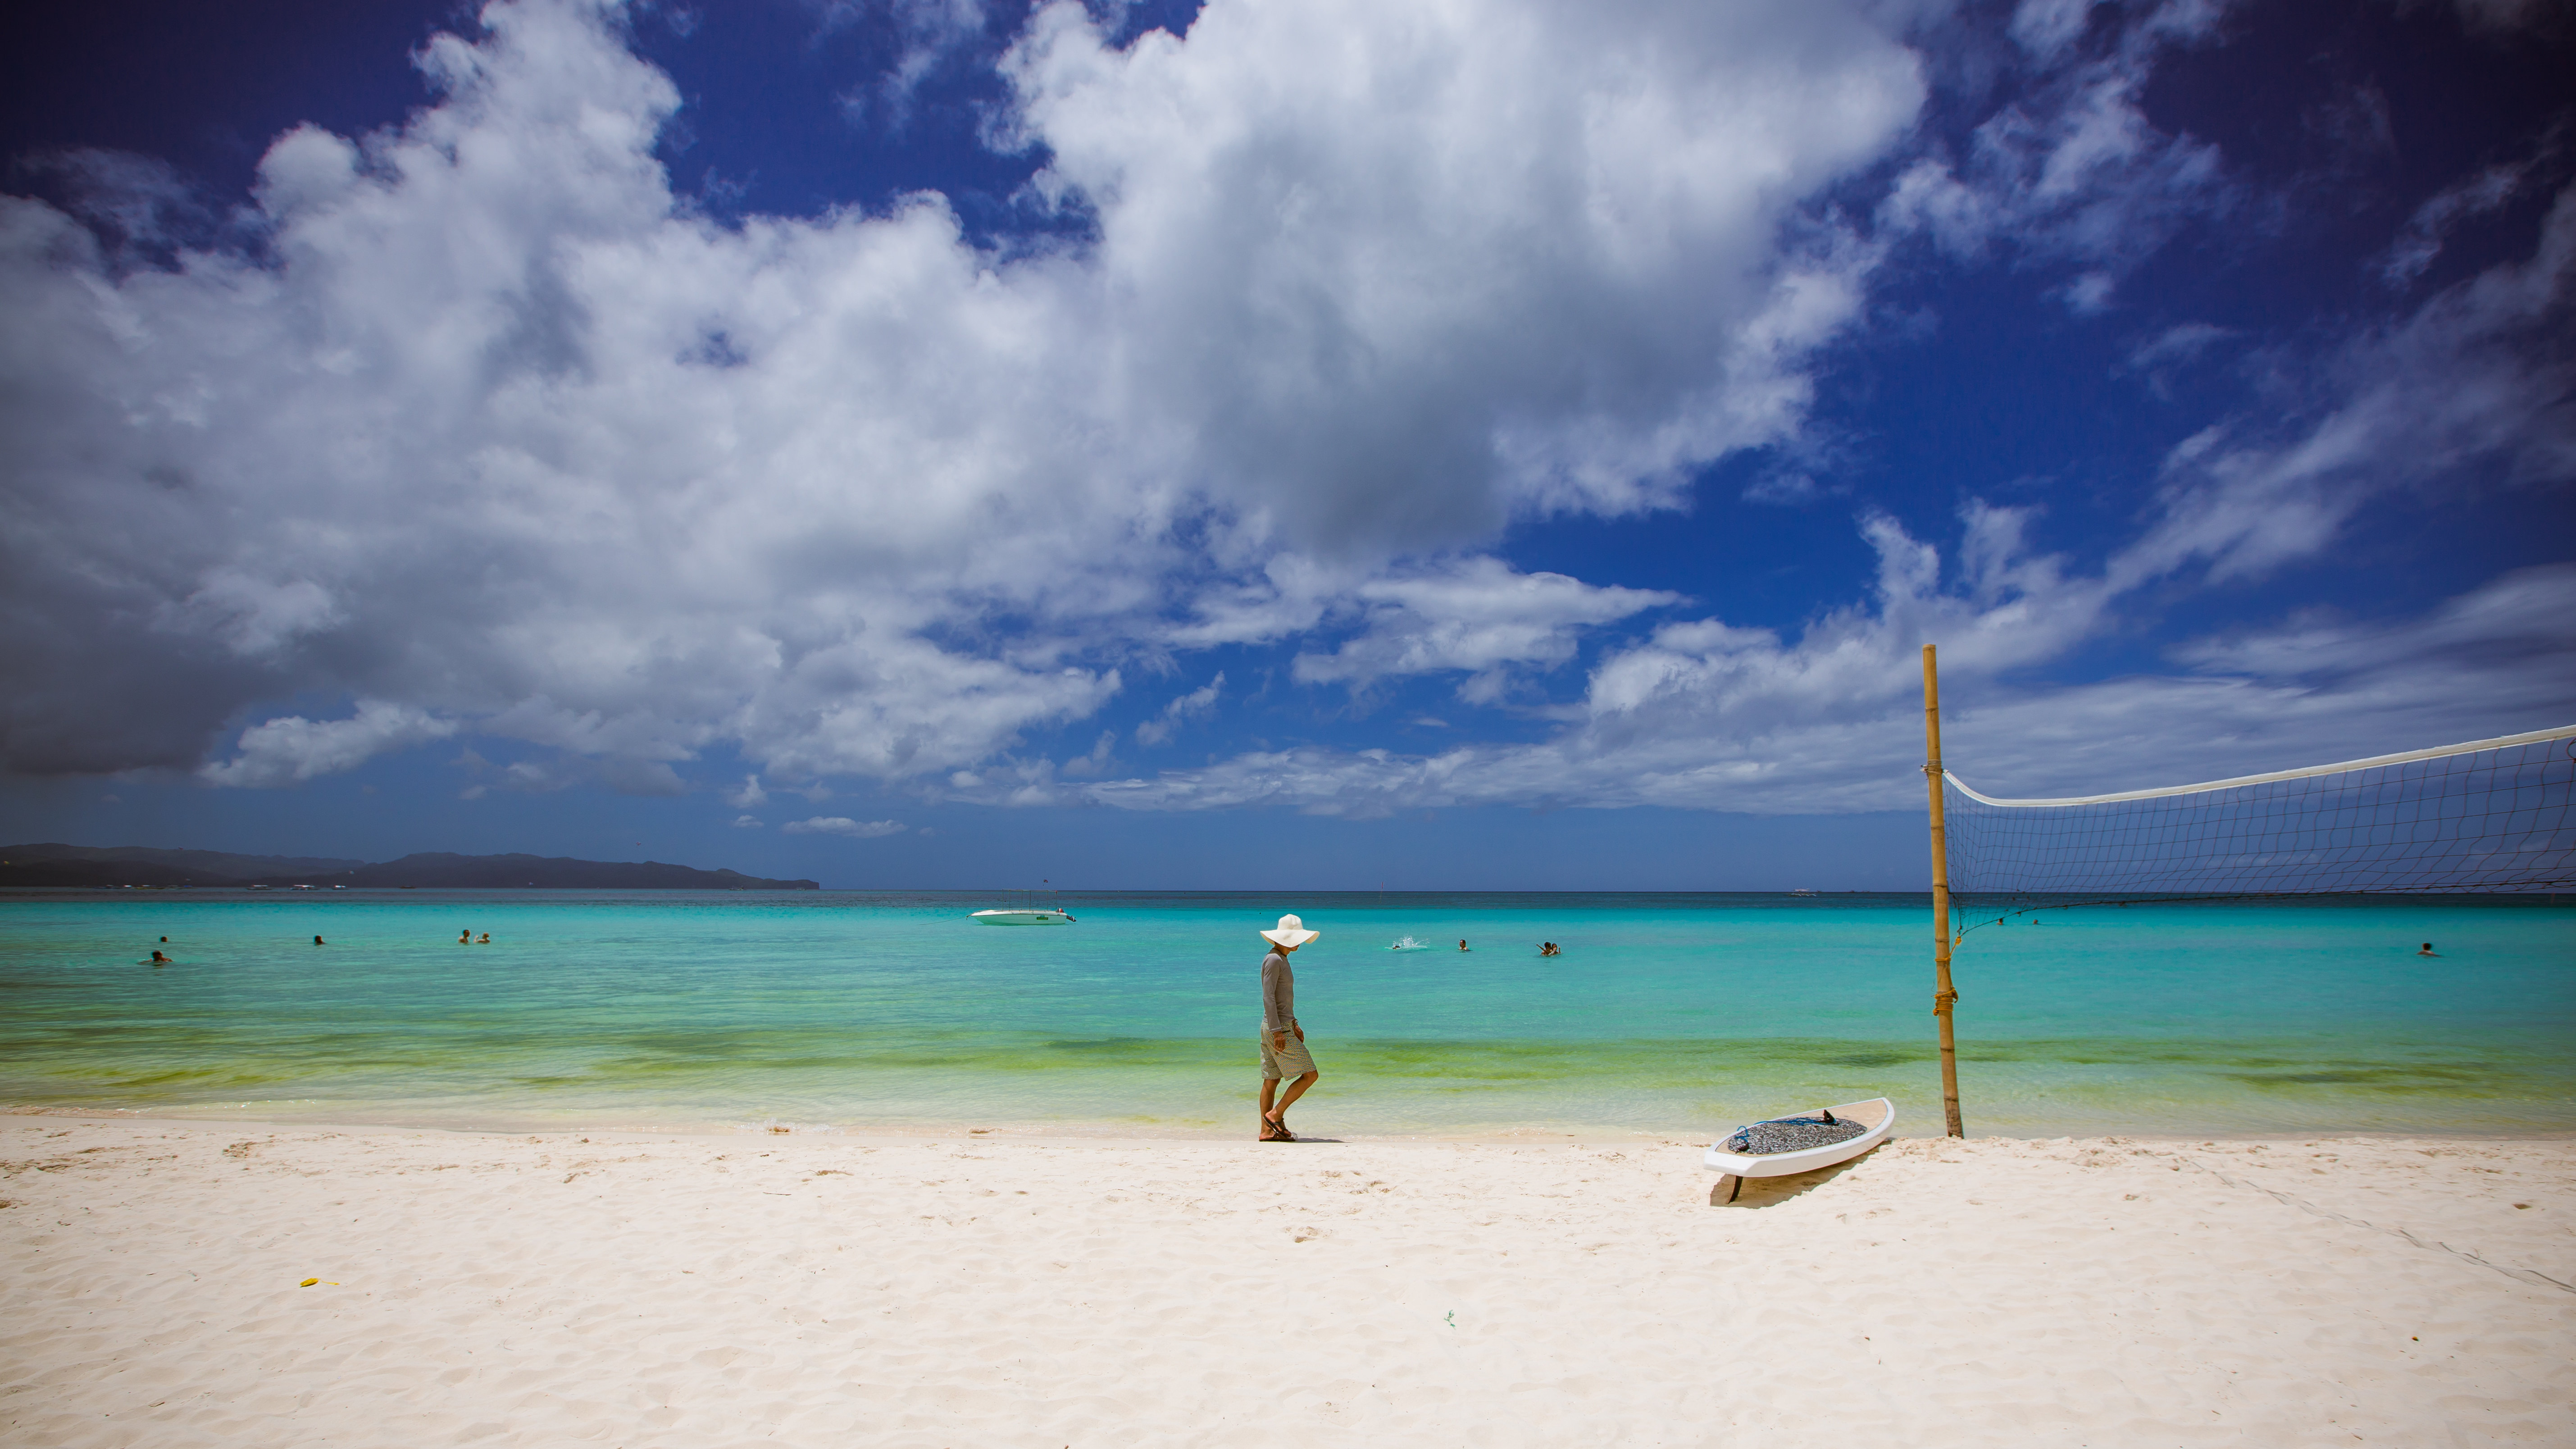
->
[1702,1096,1893,1203]
[1388,935,1432,951]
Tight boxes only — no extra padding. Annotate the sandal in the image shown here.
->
[1259,1112,1283,1141]
[1269,1119,1297,1142]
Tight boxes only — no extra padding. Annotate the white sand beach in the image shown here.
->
[4,1116,2570,1447]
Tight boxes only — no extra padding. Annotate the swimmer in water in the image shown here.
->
[150,949,169,964]
[1458,939,1470,952]
[460,930,471,944]
[314,935,325,946]
[2417,941,2438,957]
[478,932,490,944]
[1539,941,1561,957]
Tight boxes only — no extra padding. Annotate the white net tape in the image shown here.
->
[1941,724,2576,933]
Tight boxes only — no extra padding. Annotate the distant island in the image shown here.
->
[0,843,819,891]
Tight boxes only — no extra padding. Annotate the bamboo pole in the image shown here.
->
[1922,644,1965,1137]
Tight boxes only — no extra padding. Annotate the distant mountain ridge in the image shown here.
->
[0,843,818,891]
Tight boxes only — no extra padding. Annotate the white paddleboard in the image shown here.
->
[1702,1097,1894,1180]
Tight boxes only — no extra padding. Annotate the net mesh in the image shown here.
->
[1942,728,2576,940]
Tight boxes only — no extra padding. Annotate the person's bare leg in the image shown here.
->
[1259,1077,1280,1138]
[1270,1070,1318,1134]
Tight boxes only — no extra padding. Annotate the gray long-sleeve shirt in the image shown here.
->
[1261,948,1296,1033]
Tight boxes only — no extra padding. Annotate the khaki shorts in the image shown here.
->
[1259,1028,1317,1080]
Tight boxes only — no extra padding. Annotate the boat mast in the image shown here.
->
[1922,644,1965,1138]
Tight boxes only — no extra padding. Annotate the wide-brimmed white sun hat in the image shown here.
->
[1260,913,1320,948]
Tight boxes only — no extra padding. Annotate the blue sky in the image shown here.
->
[2,0,2569,888]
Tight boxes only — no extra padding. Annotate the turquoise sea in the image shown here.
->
[1,891,2569,1138]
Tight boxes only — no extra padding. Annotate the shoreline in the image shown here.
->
[11,1100,2576,1146]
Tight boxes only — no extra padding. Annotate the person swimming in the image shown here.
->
[150,949,169,964]
[2418,942,2439,957]
[314,935,325,946]
[478,932,490,944]
[459,930,471,944]
[1538,941,1561,957]
[1457,939,1470,952]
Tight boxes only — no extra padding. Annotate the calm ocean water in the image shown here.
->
[1,891,2569,1138]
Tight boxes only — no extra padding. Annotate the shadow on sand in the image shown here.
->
[1708,1143,1886,1208]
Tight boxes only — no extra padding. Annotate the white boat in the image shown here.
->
[971,908,1076,925]
[1702,1097,1894,1203]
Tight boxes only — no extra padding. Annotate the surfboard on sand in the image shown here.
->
[1702,1097,1894,1204]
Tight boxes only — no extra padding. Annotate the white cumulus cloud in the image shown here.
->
[782,816,908,837]
[10,0,2564,825]
[0,0,1929,790]
[1293,560,1682,702]
[2123,181,2576,588]
[1070,556,2576,819]
[200,701,460,787]
[1060,175,2576,826]
[1880,0,2233,309]
[1134,673,1223,747]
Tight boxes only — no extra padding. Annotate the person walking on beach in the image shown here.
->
[1259,913,1321,1142]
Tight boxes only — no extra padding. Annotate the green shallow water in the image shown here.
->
[1,890,2569,1138]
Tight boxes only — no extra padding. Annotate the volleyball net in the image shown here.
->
[1939,723,2576,941]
